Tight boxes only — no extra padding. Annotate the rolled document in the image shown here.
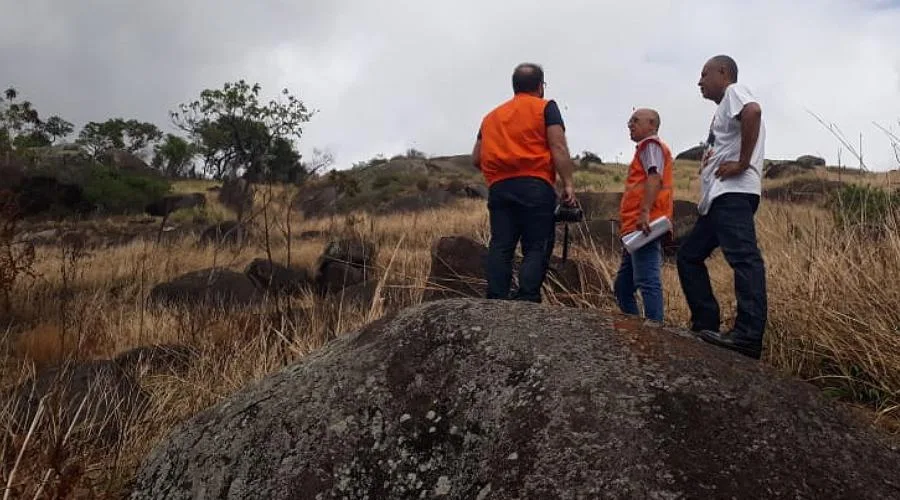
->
[621,216,672,254]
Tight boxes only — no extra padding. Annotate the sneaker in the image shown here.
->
[698,330,762,359]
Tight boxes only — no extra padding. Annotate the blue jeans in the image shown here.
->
[614,239,664,322]
[486,177,557,303]
[676,193,767,342]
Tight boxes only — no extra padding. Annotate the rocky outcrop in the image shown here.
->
[130,299,900,499]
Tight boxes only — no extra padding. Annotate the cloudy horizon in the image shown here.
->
[2,0,899,171]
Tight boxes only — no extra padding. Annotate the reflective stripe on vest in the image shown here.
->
[619,136,674,236]
[478,94,556,187]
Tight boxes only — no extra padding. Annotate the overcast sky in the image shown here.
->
[2,0,899,170]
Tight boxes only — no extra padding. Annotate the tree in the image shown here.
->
[42,115,75,144]
[0,86,73,151]
[77,118,163,159]
[152,133,198,178]
[171,80,315,181]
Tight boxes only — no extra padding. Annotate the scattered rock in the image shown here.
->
[422,236,603,303]
[115,344,199,377]
[296,185,339,219]
[145,193,206,217]
[245,258,314,296]
[763,160,817,180]
[763,179,846,204]
[463,184,488,199]
[101,149,159,176]
[675,145,706,161]
[422,236,488,301]
[6,360,146,444]
[218,178,254,218]
[796,154,826,167]
[199,220,249,246]
[130,299,900,499]
[316,261,370,296]
[149,267,261,308]
[321,238,376,268]
[299,230,325,240]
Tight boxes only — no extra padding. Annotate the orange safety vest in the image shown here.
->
[619,136,674,236]
[478,94,556,188]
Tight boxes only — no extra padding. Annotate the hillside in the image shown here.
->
[1,150,899,497]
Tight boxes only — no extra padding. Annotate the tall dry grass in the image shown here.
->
[1,170,899,497]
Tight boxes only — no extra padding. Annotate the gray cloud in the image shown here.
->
[2,0,899,170]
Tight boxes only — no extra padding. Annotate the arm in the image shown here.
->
[641,172,662,217]
[737,102,761,169]
[637,142,663,233]
[547,124,576,204]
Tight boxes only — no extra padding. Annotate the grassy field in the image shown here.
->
[2,160,899,497]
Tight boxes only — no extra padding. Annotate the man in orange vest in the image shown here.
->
[614,108,674,323]
[472,63,577,302]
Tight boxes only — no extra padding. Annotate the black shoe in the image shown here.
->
[698,330,762,359]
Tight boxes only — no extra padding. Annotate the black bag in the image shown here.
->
[554,203,584,268]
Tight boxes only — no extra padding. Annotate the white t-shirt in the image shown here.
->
[697,83,766,215]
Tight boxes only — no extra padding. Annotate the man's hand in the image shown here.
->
[715,161,748,179]
[637,211,651,235]
[560,182,576,206]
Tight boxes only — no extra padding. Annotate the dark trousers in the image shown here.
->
[486,177,557,303]
[676,193,768,342]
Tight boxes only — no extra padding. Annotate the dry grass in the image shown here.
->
[1,163,899,497]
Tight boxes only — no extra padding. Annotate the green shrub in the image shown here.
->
[827,184,900,230]
[372,172,400,190]
[82,164,171,214]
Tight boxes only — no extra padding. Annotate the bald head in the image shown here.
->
[706,55,739,83]
[635,108,660,131]
[512,63,545,95]
[628,108,661,142]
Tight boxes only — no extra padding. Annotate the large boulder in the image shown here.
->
[145,192,206,217]
[148,267,261,308]
[130,299,900,499]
